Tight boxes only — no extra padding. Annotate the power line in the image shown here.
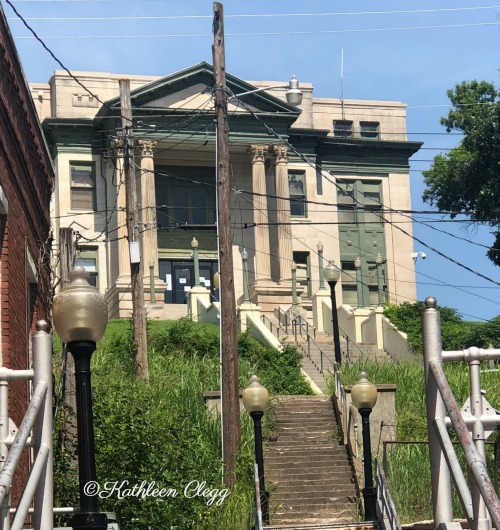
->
[10,6,500,20]
[12,21,500,39]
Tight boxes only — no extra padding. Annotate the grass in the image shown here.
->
[53,318,310,529]
[335,359,500,524]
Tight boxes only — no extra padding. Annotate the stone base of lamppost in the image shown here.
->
[70,512,107,530]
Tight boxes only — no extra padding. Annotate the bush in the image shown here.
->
[382,301,495,353]
[53,319,312,529]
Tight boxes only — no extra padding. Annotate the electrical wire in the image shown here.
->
[12,21,500,39]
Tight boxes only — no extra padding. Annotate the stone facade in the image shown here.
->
[31,63,420,318]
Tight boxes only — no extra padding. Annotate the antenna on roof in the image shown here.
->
[340,48,346,121]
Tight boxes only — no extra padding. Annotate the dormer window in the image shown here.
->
[333,120,353,138]
[360,121,380,139]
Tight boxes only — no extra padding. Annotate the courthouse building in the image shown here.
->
[30,62,421,318]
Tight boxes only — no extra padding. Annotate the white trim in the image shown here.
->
[0,185,8,215]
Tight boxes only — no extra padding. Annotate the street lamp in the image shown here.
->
[241,248,250,303]
[52,267,109,530]
[355,256,364,308]
[230,75,303,106]
[351,372,378,522]
[323,262,342,365]
[243,375,270,524]
[291,262,298,309]
[375,253,385,305]
[317,242,326,290]
[191,237,200,287]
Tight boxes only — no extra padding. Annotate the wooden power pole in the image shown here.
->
[59,227,77,453]
[213,1,241,488]
[119,79,149,380]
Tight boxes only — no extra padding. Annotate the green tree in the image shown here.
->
[422,80,500,264]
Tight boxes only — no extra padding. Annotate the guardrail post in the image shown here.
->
[468,357,491,530]
[422,297,453,526]
[0,373,10,530]
[33,321,53,530]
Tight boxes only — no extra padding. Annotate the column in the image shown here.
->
[111,139,130,278]
[138,139,159,277]
[249,144,271,282]
[272,145,293,282]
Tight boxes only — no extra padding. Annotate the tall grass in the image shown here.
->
[53,318,310,529]
[337,359,500,524]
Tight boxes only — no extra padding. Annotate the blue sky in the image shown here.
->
[4,0,500,321]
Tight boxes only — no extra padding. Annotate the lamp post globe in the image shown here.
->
[243,376,269,523]
[53,267,108,344]
[52,267,108,530]
[323,262,342,365]
[351,372,378,522]
[286,75,303,106]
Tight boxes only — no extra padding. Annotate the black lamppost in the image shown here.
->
[323,262,342,365]
[351,372,378,522]
[243,375,270,524]
[53,267,109,530]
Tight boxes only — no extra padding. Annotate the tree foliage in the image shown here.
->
[422,80,500,264]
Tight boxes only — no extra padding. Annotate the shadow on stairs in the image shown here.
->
[265,396,362,528]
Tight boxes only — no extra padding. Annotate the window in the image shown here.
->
[70,162,96,210]
[75,247,98,288]
[170,187,211,226]
[293,252,311,299]
[360,121,380,139]
[288,171,306,217]
[336,180,383,225]
[333,120,353,138]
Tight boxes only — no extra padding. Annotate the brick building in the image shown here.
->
[0,4,55,505]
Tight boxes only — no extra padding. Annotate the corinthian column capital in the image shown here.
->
[109,138,124,158]
[271,145,289,165]
[138,139,157,158]
[249,144,269,164]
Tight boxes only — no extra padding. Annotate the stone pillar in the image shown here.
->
[272,145,293,282]
[112,139,130,278]
[249,145,271,282]
[138,139,159,277]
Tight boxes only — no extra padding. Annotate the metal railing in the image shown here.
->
[275,307,290,334]
[260,314,279,337]
[0,322,53,530]
[338,324,369,362]
[422,298,500,530]
[375,457,402,530]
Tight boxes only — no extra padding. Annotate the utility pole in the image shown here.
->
[59,227,77,456]
[213,1,240,488]
[119,79,149,380]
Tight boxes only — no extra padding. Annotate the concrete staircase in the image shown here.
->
[266,396,360,526]
[265,524,377,530]
[266,312,391,392]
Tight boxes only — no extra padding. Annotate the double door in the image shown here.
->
[159,260,219,304]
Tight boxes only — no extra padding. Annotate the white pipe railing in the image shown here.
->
[422,297,500,530]
[0,321,53,530]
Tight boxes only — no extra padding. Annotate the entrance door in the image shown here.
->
[159,259,219,304]
[172,264,192,304]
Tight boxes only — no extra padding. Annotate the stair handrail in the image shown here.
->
[275,307,290,334]
[292,315,333,374]
[375,456,402,530]
[260,314,279,338]
[423,299,500,529]
[0,322,53,530]
[337,323,369,362]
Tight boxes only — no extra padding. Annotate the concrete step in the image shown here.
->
[265,521,371,529]
[265,522,378,530]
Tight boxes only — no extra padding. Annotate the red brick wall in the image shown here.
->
[0,4,54,509]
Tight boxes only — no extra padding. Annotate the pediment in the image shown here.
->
[96,62,301,117]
